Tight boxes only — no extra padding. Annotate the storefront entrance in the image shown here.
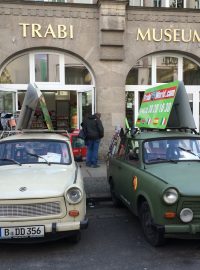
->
[0,51,95,131]
[126,53,200,131]
[17,89,93,131]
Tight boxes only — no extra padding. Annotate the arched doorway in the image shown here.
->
[0,50,95,130]
[125,53,200,131]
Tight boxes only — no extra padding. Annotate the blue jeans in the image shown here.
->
[86,139,100,166]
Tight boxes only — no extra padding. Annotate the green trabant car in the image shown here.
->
[107,128,200,246]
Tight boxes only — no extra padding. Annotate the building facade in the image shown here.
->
[1,0,200,156]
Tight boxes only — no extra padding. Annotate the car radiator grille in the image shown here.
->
[182,201,200,219]
[0,202,61,218]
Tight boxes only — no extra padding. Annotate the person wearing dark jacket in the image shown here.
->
[82,112,104,168]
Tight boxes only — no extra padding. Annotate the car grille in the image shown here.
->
[0,201,61,218]
[182,201,200,219]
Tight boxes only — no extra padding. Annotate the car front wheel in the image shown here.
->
[139,201,165,247]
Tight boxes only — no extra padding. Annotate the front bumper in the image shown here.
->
[165,223,200,235]
[0,217,88,243]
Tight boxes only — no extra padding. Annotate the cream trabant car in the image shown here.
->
[0,131,88,242]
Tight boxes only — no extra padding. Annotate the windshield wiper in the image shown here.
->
[26,152,51,166]
[148,158,178,164]
[0,158,22,166]
[178,147,200,159]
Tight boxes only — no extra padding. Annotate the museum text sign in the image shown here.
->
[137,28,200,42]
[19,23,73,39]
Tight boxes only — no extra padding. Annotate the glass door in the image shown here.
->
[77,88,95,128]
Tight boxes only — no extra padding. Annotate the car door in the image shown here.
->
[116,138,141,211]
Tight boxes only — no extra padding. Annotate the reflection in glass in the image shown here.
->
[35,54,59,82]
[156,56,178,83]
[64,54,92,85]
[169,0,184,8]
[126,56,152,85]
[0,55,29,84]
[65,66,91,85]
[82,91,92,120]
[126,92,134,127]
[183,58,200,85]
[0,92,15,113]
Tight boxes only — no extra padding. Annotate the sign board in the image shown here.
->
[17,83,53,130]
[136,81,196,130]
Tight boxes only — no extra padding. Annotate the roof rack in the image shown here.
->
[0,129,70,139]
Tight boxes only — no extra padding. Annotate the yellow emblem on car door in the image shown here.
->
[133,176,138,191]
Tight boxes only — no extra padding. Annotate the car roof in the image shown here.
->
[132,130,200,141]
[0,132,70,142]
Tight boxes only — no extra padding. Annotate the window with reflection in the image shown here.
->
[156,56,178,83]
[183,58,200,85]
[126,56,152,85]
[0,92,15,113]
[35,54,59,82]
[0,55,29,84]
[65,66,91,85]
[64,54,92,85]
[169,0,184,8]
[82,91,92,119]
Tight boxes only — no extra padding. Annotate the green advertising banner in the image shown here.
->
[136,81,179,129]
[39,95,54,131]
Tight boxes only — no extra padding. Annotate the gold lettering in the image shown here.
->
[70,25,73,39]
[19,23,30,38]
[182,29,191,42]
[44,24,56,38]
[32,24,42,38]
[164,29,172,42]
[152,28,162,42]
[58,25,67,38]
[193,30,200,42]
[137,28,151,41]
[173,29,181,42]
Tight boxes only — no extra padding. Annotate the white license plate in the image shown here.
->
[0,226,45,239]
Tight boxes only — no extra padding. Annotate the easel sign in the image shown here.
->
[136,81,196,130]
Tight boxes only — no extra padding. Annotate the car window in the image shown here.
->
[0,139,71,165]
[144,138,200,163]
[125,139,139,162]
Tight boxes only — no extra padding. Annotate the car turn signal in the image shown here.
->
[164,212,176,219]
[69,210,80,217]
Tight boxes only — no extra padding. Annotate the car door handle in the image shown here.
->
[117,165,122,170]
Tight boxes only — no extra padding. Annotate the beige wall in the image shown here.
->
[1,1,200,157]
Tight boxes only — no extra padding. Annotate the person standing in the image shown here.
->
[82,112,104,168]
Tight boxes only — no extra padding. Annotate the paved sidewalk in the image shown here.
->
[78,160,111,200]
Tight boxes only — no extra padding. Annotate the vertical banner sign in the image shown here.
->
[39,95,54,131]
[136,81,179,129]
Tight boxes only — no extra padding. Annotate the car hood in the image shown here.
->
[0,164,76,199]
[146,162,200,196]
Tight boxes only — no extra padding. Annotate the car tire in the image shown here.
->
[139,201,165,247]
[68,231,81,244]
[109,180,123,207]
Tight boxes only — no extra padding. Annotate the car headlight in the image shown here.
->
[163,188,178,205]
[66,187,82,204]
[180,208,193,223]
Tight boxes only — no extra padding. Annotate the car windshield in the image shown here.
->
[0,139,71,166]
[144,138,200,164]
